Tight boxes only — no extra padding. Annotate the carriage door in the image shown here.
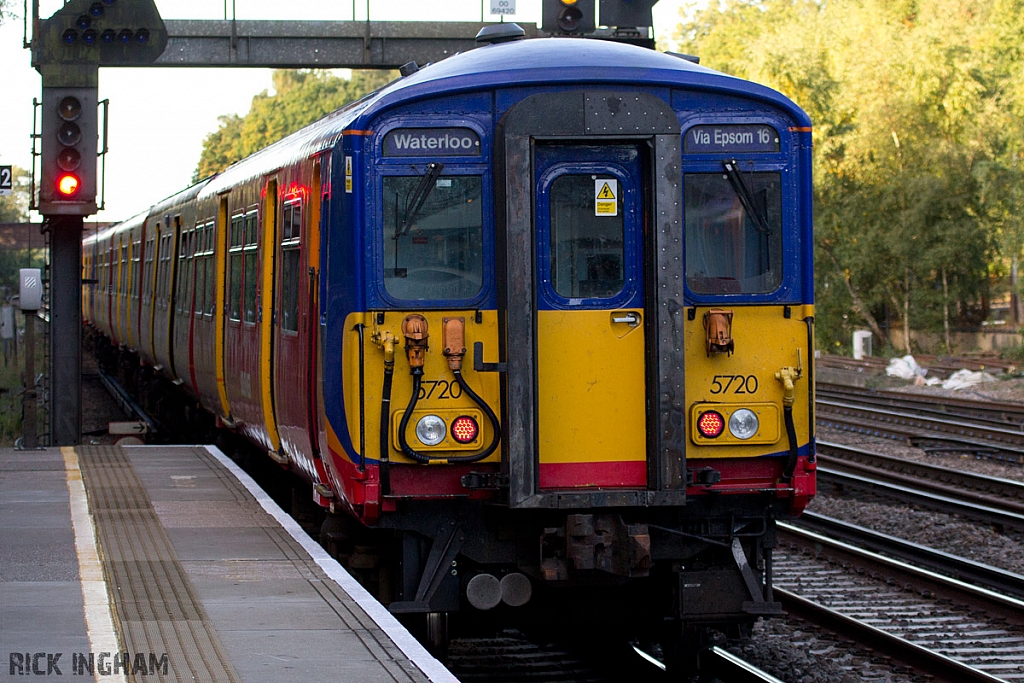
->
[534,144,647,489]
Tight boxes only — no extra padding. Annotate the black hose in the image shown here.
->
[398,369,432,463]
[780,405,798,482]
[397,368,502,464]
[379,362,394,494]
[451,370,501,462]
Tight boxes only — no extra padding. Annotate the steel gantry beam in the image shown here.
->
[155,20,539,69]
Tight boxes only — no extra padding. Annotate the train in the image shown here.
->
[83,25,816,670]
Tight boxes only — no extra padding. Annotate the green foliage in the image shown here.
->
[195,69,396,181]
[0,328,42,447]
[0,167,31,223]
[675,0,1024,352]
[0,167,44,304]
[0,249,46,294]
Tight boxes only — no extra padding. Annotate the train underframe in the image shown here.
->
[314,489,786,676]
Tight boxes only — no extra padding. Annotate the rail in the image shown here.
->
[777,524,1024,682]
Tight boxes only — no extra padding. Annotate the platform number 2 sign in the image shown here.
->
[0,166,12,197]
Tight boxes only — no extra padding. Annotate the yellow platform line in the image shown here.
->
[61,446,127,683]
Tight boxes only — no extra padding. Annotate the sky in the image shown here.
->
[0,0,691,224]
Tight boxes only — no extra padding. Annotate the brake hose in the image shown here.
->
[780,405,798,482]
[776,364,802,482]
[375,329,397,494]
[397,315,501,464]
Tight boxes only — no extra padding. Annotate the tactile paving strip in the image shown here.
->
[190,447,432,683]
[77,445,241,683]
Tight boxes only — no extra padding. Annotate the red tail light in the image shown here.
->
[451,415,479,444]
[696,410,725,438]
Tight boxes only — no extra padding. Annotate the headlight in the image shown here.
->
[728,408,759,440]
[415,415,446,446]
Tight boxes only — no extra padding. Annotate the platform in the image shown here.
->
[0,444,458,682]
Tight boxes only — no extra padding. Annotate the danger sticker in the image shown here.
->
[595,179,618,216]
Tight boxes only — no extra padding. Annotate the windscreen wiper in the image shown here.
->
[723,159,772,235]
[395,162,445,238]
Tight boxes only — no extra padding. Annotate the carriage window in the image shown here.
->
[177,229,194,313]
[120,244,128,296]
[684,171,782,294]
[549,174,624,299]
[158,233,171,307]
[143,238,154,298]
[194,221,213,315]
[131,240,141,301]
[243,213,258,324]
[228,213,244,321]
[382,174,483,300]
[280,200,302,333]
[204,222,216,316]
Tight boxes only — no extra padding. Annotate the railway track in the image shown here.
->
[697,647,785,683]
[446,628,785,683]
[817,381,1024,430]
[793,510,1024,600]
[815,379,1024,464]
[446,630,611,683]
[775,524,1024,682]
[817,440,1024,515]
[817,397,1024,461]
[816,459,1024,534]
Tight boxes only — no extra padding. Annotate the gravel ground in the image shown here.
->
[814,423,1024,575]
[723,620,920,683]
[80,357,128,445]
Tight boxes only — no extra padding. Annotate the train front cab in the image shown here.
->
[336,70,814,659]
[499,91,813,628]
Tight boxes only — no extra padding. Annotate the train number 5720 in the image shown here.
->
[710,374,759,395]
[418,379,463,400]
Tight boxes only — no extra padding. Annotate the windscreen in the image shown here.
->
[684,171,782,294]
[383,174,483,301]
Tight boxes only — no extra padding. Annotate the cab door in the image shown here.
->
[533,144,647,489]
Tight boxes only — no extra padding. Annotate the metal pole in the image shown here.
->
[22,311,37,450]
[48,217,82,446]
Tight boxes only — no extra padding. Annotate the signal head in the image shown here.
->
[542,0,595,35]
[57,173,81,197]
[38,87,98,216]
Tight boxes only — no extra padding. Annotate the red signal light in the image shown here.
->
[451,415,479,444]
[696,410,725,438]
[57,173,81,197]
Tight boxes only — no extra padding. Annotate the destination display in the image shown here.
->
[383,128,481,157]
[684,124,780,154]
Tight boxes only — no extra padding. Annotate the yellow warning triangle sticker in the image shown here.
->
[596,182,616,200]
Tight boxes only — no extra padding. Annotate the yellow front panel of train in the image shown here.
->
[684,305,812,458]
[537,308,646,487]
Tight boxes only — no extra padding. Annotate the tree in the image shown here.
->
[0,167,31,223]
[674,0,1016,354]
[194,69,396,181]
[0,167,46,305]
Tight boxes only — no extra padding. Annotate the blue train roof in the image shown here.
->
[201,35,810,198]
[362,35,811,127]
